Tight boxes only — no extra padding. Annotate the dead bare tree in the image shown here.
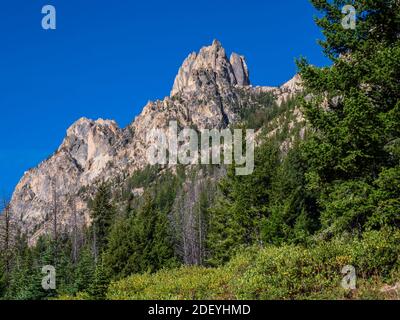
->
[92,223,98,264]
[0,197,12,274]
[171,168,223,266]
[51,178,59,265]
[68,195,81,264]
[172,177,209,266]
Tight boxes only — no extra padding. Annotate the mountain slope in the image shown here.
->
[8,40,301,244]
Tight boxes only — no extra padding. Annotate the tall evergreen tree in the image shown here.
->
[207,141,280,265]
[74,246,95,294]
[129,193,176,273]
[298,0,400,236]
[103,216,137,279]
[88,255,109,300]
[104,192,177,278]
[90,183,116,260]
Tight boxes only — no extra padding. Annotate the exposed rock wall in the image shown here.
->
[8,40,302,244]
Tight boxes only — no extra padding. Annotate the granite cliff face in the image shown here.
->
[8,40,302,244]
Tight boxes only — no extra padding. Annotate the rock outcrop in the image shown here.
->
[8,40,302,244]
[230,53,250,86]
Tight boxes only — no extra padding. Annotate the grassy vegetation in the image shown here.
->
[103,228,400,300]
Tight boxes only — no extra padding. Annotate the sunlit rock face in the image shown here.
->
[8,40,301,244]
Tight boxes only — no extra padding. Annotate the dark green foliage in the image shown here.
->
[74,247,95,293]
[0,231,96,300]
[129,165,160,189]
[4,243,48,300]
[207,0,400,264]
[297,0,400,237]
[238,91,300,132]
[88,255,109,300]
[103,168,182,279]
[239,92,279,129]
[206,138,320,265]
[207,141,281,265]
[369,164,400,228]
[261,142,319,245]
[310,0,399,60]
[103,217,137,279]
[131,193,176,273]
[90,183,116,255]
[0,257,6,296]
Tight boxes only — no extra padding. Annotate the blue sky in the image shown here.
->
[0,0,330,197]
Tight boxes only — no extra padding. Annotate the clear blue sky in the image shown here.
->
[0,0,330,197]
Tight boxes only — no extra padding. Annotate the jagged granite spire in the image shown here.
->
[230,52,250,86]
[171,40,250,97]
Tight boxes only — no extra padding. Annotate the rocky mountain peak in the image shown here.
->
[7,41,301,245]
[170,40,250,97]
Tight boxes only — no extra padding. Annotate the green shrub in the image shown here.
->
[103,229,400,300]
[107,267,233,300]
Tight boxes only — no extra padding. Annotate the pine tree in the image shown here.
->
[56,240,75,296]
[88,255,109,300]
[0,198,13,294]
[261,141,319,245]
[297,0,400,235]
[0,256,7,297]
[90,183,116,260]
[74,246,95,294]
[6,244,45,300]
[103,216,136,278]
[207,141,280,265]
[104,192,177,278]
[131,193,176,273]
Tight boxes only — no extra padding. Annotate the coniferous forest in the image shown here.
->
[1,0,400,300]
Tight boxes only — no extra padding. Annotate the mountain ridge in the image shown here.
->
[8,40,302,244]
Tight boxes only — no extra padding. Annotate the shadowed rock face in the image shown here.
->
[230,53,250,86]
[8,40,301,244]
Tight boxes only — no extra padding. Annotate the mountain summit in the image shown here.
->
[171,40,250,96]
[8,41,300,244]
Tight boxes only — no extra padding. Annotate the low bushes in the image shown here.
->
[88,229,400,300]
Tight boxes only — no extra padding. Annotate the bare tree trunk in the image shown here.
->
[70,196,79,264]
[1,198,12,274]
[170,168,221,266]
[198,200,203,266]
[92,224,98,264]
[51,178,58,265]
